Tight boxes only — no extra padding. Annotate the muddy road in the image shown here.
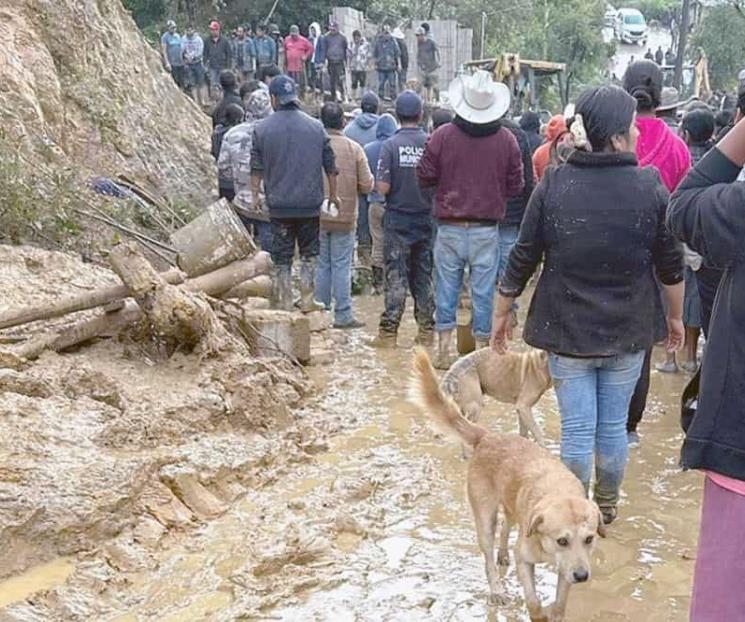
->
[0,296,700,621]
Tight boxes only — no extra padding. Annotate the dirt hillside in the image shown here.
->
[0,0,213,221]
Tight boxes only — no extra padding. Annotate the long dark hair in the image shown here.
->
[575,85,636,152]
[623,60,663,112]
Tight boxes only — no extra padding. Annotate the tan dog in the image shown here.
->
[411,349,605,622]
[441,347,552,448]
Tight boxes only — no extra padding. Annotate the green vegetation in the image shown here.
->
[690,5,745,92]
[0,131,82,247]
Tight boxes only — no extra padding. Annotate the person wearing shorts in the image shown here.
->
[347,30,370,100]
[416,27,440,103]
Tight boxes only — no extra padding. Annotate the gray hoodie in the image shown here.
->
[343,112,379,146]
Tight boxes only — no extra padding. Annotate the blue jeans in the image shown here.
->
[497,224,520,282]
[548,351,645,508]
[378,70,397,99]
[434,224,500,339]
[315,230,355,324]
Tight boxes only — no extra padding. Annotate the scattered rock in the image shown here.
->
[309,348,335,366]
[304,311,333,333]
[0,369,53,398]
[132,516,167,548]
[140,480,195,528]
[334,513,367,537]
[62,367,124,409]
[253,533,331,577]
[161,472,228,520]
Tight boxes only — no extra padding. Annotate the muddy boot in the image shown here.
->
[369,329,397,348]
[474,337,490,350]
[371,266,384,295]
[299,258,325,313]
[272,265,294,311]
[415,325,434,347]
[434,330,456,370]
[357,245,372,267]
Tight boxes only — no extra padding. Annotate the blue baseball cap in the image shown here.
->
[269,75,299,105]
[395,90,423,118]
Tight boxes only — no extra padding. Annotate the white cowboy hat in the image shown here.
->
[448,70,511,124]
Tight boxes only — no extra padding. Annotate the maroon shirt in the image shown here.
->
[417,122,524,222]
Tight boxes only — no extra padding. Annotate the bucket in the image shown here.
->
[170,199,256,276]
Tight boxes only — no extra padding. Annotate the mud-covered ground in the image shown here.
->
[0,263,701,621]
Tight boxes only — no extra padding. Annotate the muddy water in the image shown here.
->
[0,297,701,621]
[0,559,74,609]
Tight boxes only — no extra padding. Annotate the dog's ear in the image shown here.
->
[595,506,607,539]
[527,512,544,538]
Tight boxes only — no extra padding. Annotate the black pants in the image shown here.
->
[218,183,235,202]
[379,227,435,333]
[351,71,366,89]
[695,264,724,339]
[270,216,319,267]
[328,60,345,101]
[171,65,185,89]
[627,348,652,433]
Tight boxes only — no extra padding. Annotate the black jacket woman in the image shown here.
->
[491,85,685,524]
[667,117,745,622]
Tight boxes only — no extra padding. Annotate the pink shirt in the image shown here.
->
[635,116,691,192]
[284,35,314,73]
[707,472,745,497]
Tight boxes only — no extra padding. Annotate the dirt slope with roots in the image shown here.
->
[0,0,213,227]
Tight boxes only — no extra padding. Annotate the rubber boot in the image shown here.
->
[415,325,435,347]
[272,265,294,311]
[299,258,325,313]
[371,266,384,296]
[369,329,397,349]
[434,330,456,370]
[474,337,490,350]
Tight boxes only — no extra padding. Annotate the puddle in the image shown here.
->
[0,558,74,609]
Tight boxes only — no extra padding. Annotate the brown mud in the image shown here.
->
[0,254,701,621]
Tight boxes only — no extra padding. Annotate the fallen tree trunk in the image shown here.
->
[221,275,272,300]
[183,251,272,296]
[0,251,273,363]
[0,252,271,333]
[109,242,229,354]
[13,301,143,361]
[0,269,184,331]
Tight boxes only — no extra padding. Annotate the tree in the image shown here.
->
[690,4,745,91]
[522,0,607,99]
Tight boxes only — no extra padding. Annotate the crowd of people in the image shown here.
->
[190,28,742,614]
[643,45,676,67]
[160,19,441,106]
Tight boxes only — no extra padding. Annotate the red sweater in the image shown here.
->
[284,35,314,73]
[417,123,524,222]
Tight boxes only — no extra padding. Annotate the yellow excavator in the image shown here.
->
[464,53,568,115]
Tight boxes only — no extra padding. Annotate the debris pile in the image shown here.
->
[0,233,337,582]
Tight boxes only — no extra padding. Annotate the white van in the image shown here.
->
[615,8,648,45]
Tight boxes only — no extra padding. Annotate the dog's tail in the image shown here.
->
[409,348,487,448]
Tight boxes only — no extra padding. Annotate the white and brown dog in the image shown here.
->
[439,347,552,447]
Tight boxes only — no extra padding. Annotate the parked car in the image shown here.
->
[615,8,648,46]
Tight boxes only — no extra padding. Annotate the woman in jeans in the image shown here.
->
[668,115,745,621]
[491,85,685,524]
